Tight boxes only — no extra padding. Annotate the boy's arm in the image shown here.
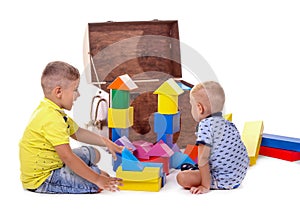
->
[190,144,211,194]
[55,143,122,191]
[71,127,123,160]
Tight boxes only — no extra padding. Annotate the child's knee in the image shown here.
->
[176,171,193,189]
[176,172,186,187]
[92,147,101,164]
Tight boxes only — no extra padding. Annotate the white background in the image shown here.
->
[1,0,300,214]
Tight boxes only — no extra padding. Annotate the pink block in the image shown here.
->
[147,141,174,157]
[132,140,153,159]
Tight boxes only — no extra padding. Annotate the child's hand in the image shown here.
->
[190,185,209,194]
[101,137,123,160]
[96,175,123,192]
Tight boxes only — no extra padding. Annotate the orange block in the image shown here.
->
[184,144,198,163]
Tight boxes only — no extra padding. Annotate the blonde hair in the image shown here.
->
[41,61,80,95]
[191,81,225,113]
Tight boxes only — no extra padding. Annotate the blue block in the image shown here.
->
[112,152,122,171]
[112,128,129,142]
[261,133,300,152]
[170,151,195,169]
[157,134,173,148]
[121,148,144,171]
[154,112,180,138]
[177,82,192,90]
[161,172,167,188]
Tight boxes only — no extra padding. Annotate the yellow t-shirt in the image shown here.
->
[19,98,79,189]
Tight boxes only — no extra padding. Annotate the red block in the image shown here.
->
[140,156,170,175]
[259,146,300,162]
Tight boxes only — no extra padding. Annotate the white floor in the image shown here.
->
[6,146,300,215]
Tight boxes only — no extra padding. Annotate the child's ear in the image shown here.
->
[197,103,204,114]
[53,86,63,99]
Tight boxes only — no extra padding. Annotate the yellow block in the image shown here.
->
[223,113,232,121]
[120,178,162,192]
[108,107,133,128]
[153,78,184,96]
[116,166,161,192]
[241,121,264,166]
[157,94,178,114]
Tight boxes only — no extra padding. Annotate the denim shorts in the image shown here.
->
[34,146,101,194]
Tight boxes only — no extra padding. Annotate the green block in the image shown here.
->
[110,89,130,109]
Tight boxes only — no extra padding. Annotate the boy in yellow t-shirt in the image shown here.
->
[19,61,123,193]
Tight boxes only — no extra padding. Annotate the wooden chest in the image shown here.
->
[84,20,197,148]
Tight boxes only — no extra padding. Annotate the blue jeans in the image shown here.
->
[34,146,101,194]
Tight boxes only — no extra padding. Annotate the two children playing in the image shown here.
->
[19,61,249,194]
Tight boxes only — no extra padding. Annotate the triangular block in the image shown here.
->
[170,151,195,169]
[147,141,174,157]
[223,113,232,122]
[153,78,184,96]
[183,144,198,163]
[115,136,136,151]
[121,148,144,171]
[107,74,138,91]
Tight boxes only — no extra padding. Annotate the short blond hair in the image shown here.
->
[190,81,225,113]
[41,61,80,95]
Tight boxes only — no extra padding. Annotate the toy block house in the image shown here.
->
[107,74,138,141]
[153,78,184,147]
[153,78,184,114]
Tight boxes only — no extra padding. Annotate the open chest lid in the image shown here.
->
[84,20,182,91]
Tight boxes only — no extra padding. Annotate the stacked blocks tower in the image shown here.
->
[107,74,138,141]
[241,120,264,166]
[153,78,184,148]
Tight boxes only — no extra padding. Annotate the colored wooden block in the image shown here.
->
[132,140,153,159]
[261,133,300,152]
[140,156,170,175]
[121,148,144,171]
[177,82,192,90]
[112,152,122,171]
[161,172,167,187]
[116,166,162,192]
[108,107,133,128]
[259,146,300,162]
[223,113,232,122]
[107,74,138,91]
[111,128,129,142]
[170,151,195,169]
[160,134,174,148]
[171,143,181,152]
[119,177,162,192]
[157,94,179,114]
[115,136,136,151]
[241,121,264,166]
[153,78,184,96]
[154,112,180,135]
[141,162,164,177]
[147,141,174,158]
[110,89,130,109]
[184,144,198,163]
